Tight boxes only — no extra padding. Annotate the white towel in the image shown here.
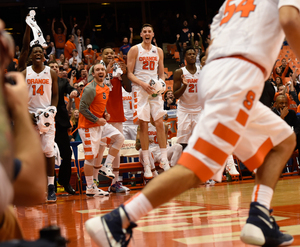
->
[26,10,47,48]
[35,106,57,134]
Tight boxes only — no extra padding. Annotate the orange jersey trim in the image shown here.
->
[178,153,214,182]
[213,123,240,146]
[243,138,273,171]
[236,109,249,126]
[193,137,228,166]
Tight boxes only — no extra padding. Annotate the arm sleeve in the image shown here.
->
[279,0,300,11]
[79,85,98,123]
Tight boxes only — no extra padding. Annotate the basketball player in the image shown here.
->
[173,46,202,150]
[85,1,300,246]
[122,87,138,140]
[78,63,125,197]
[126,24,170,180]
[22,44,58,202]
[137,117,182,177]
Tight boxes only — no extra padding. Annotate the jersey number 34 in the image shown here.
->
[220,0,256,26]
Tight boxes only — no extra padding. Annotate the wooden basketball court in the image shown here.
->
[16,177,300,247]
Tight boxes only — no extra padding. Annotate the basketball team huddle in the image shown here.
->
[8,0,300,246]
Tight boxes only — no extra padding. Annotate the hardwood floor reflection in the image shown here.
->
[16,177,300,247]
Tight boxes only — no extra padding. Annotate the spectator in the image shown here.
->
[69,49,81,65]
[52,18,67,58]
[164,90,177,110]
[279,58,293,78]
[57,53,65,66]
[273,58,291,83]
[260,78,276,108]
[72,23,86,60]
[64,35,76,61]
[83,44,95,65]
[69,109,81,142]
[77,69,88,85]
[176,34,188,66]
[180,20,191,43]
[272,95,300,157]
[120,27,133,59]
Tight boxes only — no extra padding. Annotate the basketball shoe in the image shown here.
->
[99,163,115,179]
[159,159,170,171]
[144,164,153,179]
[86,183,109,197]
[47,184,57,202]
[85,205,136,247]
[240,202,293,246]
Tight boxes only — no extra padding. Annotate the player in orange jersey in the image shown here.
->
[78,63,125,197]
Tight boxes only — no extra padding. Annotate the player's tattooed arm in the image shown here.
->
[173,68,186,99]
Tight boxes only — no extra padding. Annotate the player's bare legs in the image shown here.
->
[154,117,171,171]
[142,165,200,208]
[139,120,150,150]
[255,133,295,189]
[46,156,55,177]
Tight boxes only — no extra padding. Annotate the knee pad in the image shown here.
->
[111,133,125,150]
[85,159,94,167]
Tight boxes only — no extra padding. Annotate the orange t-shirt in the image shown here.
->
[78,81,110,129]
[64,41,76,60]
[53,33,66,49]
[83,49,95,64]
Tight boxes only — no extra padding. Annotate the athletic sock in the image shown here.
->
[112,171,119,184]
[93,167,100,181]
[104,154,115,166]
[251,184,273,209]
[48,176,55,185]
[160,148,167,161]
[142,150,150,165]
[124,192,153,222]
[85,176,94,188]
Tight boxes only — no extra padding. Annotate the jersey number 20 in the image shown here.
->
[142,61,155,70]
[220,0,256,26]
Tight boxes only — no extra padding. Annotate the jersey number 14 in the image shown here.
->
[32,85,44,96]
[220,0,256,26]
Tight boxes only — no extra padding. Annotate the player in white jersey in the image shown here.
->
[22,44,58,203]
[173,47,202,150]
[137,120,182,177]
[85,2,300,246]
[126,24,170,179]
[122,87,138,140]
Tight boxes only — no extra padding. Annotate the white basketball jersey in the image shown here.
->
[134,43,159,83]
[207,0,300,80]
[148,123,159,149]
[178,66,202,113]
[122,87,134,124]
[26,65,52,113]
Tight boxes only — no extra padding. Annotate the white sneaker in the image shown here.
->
[159,159,170,171]
[226,162,239,176]
[144,164,153,179]
[152,170,158,177]
[99,163,115,178]
[86,184,109,197]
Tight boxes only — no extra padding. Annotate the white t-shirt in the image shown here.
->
[207,0,300,80]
